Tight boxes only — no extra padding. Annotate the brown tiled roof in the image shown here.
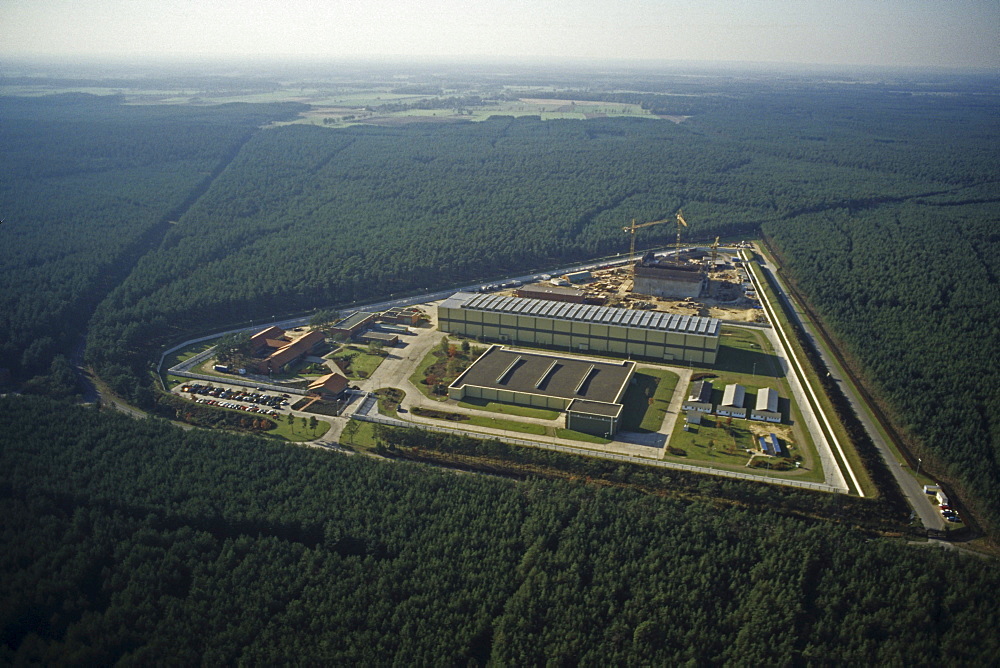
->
[266,329,325,370]
[249,326,286,351]
[308,372,349,395]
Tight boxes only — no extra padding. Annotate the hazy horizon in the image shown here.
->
[1,1,997,71]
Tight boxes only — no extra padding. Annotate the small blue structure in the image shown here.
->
[769,433,784,457]
[758,435,772,455]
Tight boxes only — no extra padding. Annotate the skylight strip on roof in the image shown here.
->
[479,294,501,310]
[540,301,562,316]
[551,302,573,319]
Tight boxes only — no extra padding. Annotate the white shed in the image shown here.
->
[750,387,781,422]
[717,383,747,418]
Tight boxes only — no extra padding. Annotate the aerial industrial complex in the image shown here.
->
[160,227,852,501]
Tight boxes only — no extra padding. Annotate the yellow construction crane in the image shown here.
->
[623,217,671,273]
[674,210,689,260]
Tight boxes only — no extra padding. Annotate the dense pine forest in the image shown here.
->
[2,395,998,664]
[0,95,304,381]
[1,68,999,660]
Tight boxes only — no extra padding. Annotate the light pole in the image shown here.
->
[916,458,922,477]
[752,362,757,378]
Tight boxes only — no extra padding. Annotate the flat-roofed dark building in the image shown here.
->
[448,344,634,435]
[329,311,378,339]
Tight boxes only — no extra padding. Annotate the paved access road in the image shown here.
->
[753,248,945,531]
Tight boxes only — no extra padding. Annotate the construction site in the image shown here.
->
[487,212,764,323]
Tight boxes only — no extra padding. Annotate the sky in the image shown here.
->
[1,0,997,69]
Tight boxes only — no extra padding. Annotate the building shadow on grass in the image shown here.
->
[617,431,667,448]
[714,345,783,378]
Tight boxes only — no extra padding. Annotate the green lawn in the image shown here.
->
[714,327,783,377]
[267,416,330,442]
[454,415,547,436]
[620,369,680,432]
[555,428,612,445]
[327,345,386,380]
[457,398,560,420]
[666,412,825,483]
[339,420,378,449]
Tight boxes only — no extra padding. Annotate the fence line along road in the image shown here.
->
[350,395,843,494]
[743,248,864,497]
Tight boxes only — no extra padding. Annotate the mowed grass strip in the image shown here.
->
[555,428,611,445]
[453,414,547,436]
[457,397,560,420]
[411,405,547,436]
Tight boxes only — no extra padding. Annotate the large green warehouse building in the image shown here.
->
[438,292,720,364]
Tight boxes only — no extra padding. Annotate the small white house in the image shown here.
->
[750,387,781,423]
[682,380,713,413]
[716,383,747,418]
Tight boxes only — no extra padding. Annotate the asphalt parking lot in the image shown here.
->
[175,382,291,418]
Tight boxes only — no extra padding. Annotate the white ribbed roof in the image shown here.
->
[440,292,720,336]
[755,387,779,412]
[722,383,745,408]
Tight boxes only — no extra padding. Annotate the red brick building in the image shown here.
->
[247,327,326,375]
